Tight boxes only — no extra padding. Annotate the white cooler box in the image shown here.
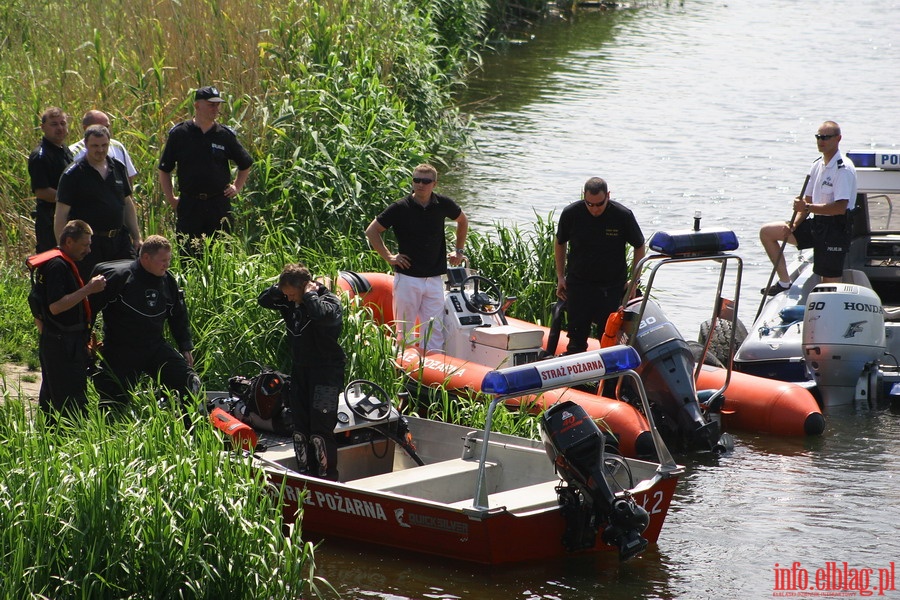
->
[470,325,545,351]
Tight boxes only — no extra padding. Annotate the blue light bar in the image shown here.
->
[649,229,739,256]
[848,152,877,168]
[480,345,641,396]
[846,151,900,170]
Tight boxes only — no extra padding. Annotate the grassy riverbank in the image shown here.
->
[0,0,566,596]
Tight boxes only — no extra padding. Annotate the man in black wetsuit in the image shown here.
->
[28,107,73,252]
[555,177,645,354]
[90,235,199,405]
[158,85,253,254]
[55,124,143,281]
[258,263,345,480]
[35,220,107,416]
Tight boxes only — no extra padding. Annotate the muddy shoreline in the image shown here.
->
[0,363,41,401]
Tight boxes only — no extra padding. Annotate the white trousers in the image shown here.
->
[392,273,445,352]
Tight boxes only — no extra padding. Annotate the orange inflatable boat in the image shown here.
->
[336,270,824,455]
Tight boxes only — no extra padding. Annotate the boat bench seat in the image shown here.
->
[349,458,501,503]
[448,480,561,513]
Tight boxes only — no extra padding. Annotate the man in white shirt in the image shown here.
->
[759,120,857,294]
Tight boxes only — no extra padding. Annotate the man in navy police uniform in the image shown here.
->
[158,85,253,253]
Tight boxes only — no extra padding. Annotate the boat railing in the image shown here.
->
[472,346,679,511]
[627,228,744,409]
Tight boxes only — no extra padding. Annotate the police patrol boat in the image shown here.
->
[728,150,900,408]
[208,348,683,565]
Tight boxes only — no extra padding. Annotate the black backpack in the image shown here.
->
[25,249,86,331]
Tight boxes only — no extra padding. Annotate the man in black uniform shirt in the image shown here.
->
[36,220,107,416]
[365,163,468,352]
[158,85,253,253]
[28,107,73,252]
[55,124,143,281]
[90,235,198,405]
[258,263,346,480]
[555,177,645,354]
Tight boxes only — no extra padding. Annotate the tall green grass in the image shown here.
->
[0,0,490,262]
[0,396,333,599]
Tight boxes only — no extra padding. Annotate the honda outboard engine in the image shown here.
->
[540,401,649,561]
[622,298,722,452]
[802,283,885,408]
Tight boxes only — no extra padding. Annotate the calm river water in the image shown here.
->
[317,1,900,597]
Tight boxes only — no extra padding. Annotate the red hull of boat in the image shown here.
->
[269,470,678,565]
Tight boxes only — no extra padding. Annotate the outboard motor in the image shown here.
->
[622,298,722,452]
[540,401,649,561]
[802,283,885,408]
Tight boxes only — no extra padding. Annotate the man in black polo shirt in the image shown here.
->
[555,177,645,354]
[36,220,107,416]
[28,107,73,252]
[365,163,468,352]
[158,85,253,254]
[55,124,143,281]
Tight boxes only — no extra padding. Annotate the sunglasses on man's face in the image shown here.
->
[412,177,434,185]
[815,134,837,141]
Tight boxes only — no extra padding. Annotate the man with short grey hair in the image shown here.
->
[69,109,137,183]
[28,106,73,252]
[55,124,143,280]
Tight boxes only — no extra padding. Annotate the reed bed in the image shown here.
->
[0,395,333,599]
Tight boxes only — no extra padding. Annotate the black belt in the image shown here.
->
[96,228,120,238]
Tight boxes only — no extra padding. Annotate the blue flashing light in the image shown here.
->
[847,151,900,170]
[481,366,542,396]
[480,345,641,396]
[847,152,876,168]
[649,229,739,256]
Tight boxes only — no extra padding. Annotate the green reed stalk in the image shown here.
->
[0,393,332,599]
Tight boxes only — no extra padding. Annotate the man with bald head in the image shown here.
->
[759,120,858,294]
[69,109,137,183]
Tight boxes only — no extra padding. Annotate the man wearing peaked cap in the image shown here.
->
[158,84,252,256]
[194,86,225,102]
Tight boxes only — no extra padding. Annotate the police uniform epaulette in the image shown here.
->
[837,158,845,168]
[166,122,186,135]
[221,124,238,136]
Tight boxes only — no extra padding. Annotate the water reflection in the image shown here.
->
[314,536,679,599]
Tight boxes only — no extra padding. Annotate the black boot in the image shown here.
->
[310,435,328,478]
[292,432,309,474]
